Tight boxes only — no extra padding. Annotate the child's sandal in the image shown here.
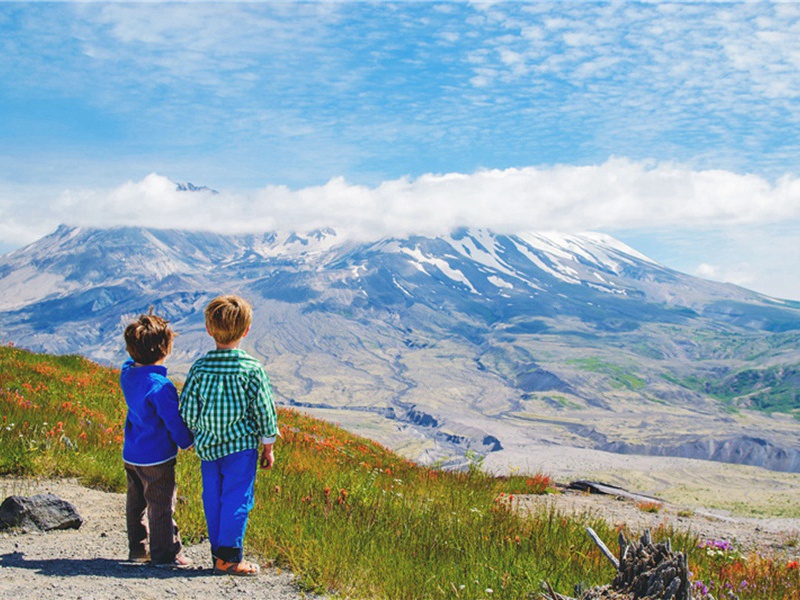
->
[213,557,260,576]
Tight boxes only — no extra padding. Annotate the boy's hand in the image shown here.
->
[260,443,275,469]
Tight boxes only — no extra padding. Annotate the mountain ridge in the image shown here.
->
[1,224,799,473]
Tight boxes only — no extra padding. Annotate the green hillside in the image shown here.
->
[1,344,797,599]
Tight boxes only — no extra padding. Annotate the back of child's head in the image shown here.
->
[204,295,252,345]
[124,310,175,365]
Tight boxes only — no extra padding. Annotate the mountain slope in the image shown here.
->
[1,225,799,472]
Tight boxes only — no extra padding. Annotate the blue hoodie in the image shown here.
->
[120,359,193,466]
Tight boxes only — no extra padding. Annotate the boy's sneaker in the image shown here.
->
[154,554,193,569]
[213,557,260,576]
[127,552,150,563]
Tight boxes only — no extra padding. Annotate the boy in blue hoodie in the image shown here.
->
[120,311,194,567]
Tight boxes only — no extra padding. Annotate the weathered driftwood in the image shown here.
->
[586,526,619,570]
[568,481,665,506]
[542,529,696,600]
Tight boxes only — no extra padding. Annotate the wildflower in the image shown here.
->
[274,485,281,494]
[789,561,799,570]
[699,539,734,557]
[694,581,709,595]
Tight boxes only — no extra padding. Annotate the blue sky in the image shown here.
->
[2,1,800,299]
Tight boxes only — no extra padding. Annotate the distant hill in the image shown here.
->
[1,224,799,472]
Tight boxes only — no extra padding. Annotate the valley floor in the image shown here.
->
[483,441,800,522]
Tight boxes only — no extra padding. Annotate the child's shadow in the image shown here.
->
[0,551,209,579]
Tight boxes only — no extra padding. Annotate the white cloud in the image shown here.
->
[3,159,800,247]
[695,263,719,279]
[694,262,756,289]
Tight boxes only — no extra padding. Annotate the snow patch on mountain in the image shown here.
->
[487,275,514,289]
[444,230,519,280]
[401,246,479,294]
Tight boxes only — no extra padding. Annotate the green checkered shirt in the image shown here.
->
[179,349,278,462]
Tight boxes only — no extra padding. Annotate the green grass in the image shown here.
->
[568,357,646,391]
[2,344,799,599]
[662,364,800,418]
[548,395,584,410]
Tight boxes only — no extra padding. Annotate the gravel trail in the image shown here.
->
[0,478,322,600]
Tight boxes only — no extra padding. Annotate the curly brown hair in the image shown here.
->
[124,310,175,365]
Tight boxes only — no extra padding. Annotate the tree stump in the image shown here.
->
[542,529,707,600]
[609,530,693,600]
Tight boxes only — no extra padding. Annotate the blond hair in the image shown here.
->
[204,295,252,345]
[124,311,175,365]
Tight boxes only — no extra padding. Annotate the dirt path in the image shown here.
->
[0,478,322,600]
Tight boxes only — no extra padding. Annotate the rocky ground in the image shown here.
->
[521,484,800,558]
[1,473,799,599]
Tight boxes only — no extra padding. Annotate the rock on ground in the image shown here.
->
[0,493,83,532]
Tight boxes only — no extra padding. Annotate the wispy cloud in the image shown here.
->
[3,2,800,188]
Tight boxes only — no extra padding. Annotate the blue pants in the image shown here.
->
[201,448,257,563]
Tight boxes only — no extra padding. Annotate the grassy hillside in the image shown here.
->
[1,344,798,599]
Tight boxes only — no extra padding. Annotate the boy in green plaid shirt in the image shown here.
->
[179,295,278,576]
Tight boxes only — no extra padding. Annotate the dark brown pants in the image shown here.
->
[124,459,183,564]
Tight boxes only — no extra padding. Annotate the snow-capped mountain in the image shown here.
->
[2,225,799,472]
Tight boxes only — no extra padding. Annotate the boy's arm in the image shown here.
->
[248,368,279,439]
[259,442,274,469]
[249,367,278,470]
[153,382,194,450]
[178,368,200,430]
